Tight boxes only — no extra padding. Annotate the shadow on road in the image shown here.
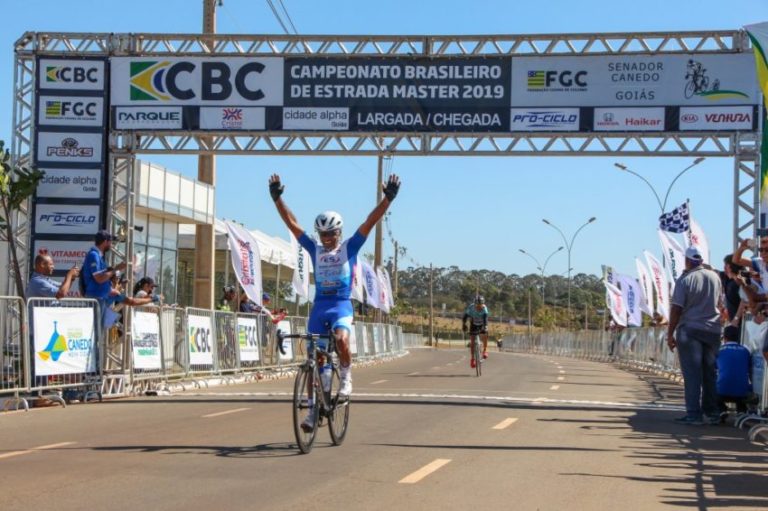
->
[92,442,303,459]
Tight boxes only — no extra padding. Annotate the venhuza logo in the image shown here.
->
[129,60,267,101]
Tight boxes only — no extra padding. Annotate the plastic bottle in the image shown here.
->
[320,363,332,392]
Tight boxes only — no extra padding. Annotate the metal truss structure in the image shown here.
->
[11,29,762,284]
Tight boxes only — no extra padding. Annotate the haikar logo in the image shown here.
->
[46,138,94,158]
[39,211,97,227]
[129,60,267,101]
[46,65,99,84]
[527,70,588,91]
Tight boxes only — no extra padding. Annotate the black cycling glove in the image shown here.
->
[269,180,284,201]
[383,178,400,201]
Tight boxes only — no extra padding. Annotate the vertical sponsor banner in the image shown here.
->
[276,319,293,360]
[33,57,109,277]
[187,313,214,366]
[658,229,685,286]
[348,324,358,355]
[289,232,311,299]
[684,217,711,265]
[361,261,381,309]
[350,260,365,303]
[33,307,96,376]
[601,264,616,285]
[376,267,391,313]
[237,316,260,362]
[604,281,627,327]
[644,251,670,321]
[635,258,655,316]
[224,221,264,305]
[744,23,768,232]
[616,274,643,327]
[380,267,395,308]
[131,310,162,370]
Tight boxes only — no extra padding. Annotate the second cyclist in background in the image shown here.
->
[463,296,489,368]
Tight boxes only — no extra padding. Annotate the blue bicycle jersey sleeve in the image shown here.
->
[298,232,317,266]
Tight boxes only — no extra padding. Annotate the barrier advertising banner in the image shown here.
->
[237,316,261,362]
[33,306,96,376]
[225,221,264,306]
[187,313,214,366]
[276,319,293,360]
[132,310,162,370]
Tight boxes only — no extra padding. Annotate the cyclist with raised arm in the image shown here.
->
[269,172,401,431]
[463,296,489,368]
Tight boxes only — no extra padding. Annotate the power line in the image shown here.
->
[264,0,291,34]
[277,0,299,34]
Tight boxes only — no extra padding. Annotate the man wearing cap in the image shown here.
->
[82,230,126,327]
[667,245,723,425]
[26,252,80,299]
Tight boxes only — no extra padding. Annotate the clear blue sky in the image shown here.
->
[3,0,765,280]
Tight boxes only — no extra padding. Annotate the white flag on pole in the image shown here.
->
[616,274,643,327]
[685,217,711,265]
[380,267,395,308]
[644,250,670,321]
[289,232,312,299]
[350,260,365,302]
[658,229,685,286]
[635,258,654,317]
[604,280,627,327]
[361,261,381,309]
[224,221,263,305]
[376,267,391,313]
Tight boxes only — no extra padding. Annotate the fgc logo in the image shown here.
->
[527,70,588,90]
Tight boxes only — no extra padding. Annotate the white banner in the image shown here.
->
[350,260,365,303]
[114,106,183,129]
[290,232,311,299]
[277,319,294,360]
[604,280,627,327]
[110,57,284,106]
[380,267,395,308]
[39,96,104,127]
[35,203,101,235]
[644,250,670,321]
[200,107,266,130]
[510,53,758,107]
[594,107,665,131]
[36,131,103,164]
[376,267,391,313]
[509,108,579,131]
[237,316,260,362]
[658,229,685,285]
[33,239,90,272]
[39,59,106,91]
[132,310,162,370]
[602,264,616,285]
[37,167,102,199]
[684,217,711,265]
[187,313,214,366]
[225,221,263,306]
[616,274,643,327]
[361,261,381,309]
[33,306,96,376]
[283,107,350,130]
[635,258,655,316]
[679,105,754,131]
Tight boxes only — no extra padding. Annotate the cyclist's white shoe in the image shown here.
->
[339,376,352,397]
[301,411,315,432]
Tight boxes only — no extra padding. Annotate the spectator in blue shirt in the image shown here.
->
[717,325,753,419]
[26,252,79,299]
[82,230,126,327]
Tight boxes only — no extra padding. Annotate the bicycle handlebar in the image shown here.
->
[276,329,332,355]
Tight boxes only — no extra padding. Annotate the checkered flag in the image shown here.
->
[658,201,690,233]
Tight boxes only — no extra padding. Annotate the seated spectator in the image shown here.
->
[717,325,755,421]
[217,285,236,311]
[26,252,79,299]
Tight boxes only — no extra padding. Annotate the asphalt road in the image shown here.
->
[2,348,767,510]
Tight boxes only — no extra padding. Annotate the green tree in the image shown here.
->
[0,141,45,300]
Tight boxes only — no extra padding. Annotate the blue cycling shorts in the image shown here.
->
[308,300,354,336]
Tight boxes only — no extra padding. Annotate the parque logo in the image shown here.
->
[130,61,173,101]
[38,320,67,362]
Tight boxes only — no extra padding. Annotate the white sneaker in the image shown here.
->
[339,376,352,397]
[301,411,315,432]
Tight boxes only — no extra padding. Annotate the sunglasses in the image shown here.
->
[319,230,340,238]
[759,247,768,253]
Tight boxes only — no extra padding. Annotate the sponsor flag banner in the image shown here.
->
[33,306,96,376]
[381,267,395,308]
[350,260,365,303]
[744,23,768,232]
[361,261,381,309]
[187,313,214,366]
[276,319,294,360]
[348,325,358,355]
[684,217,711,264]
[290,232,312,299]
[658,200,690,233]
[376,267,391,313]
[225,221,264,306]
[601,264,616,285]
[635,258,655,316]
[131,310,162,370]
[658,229,686,285]
[616,274,643,327]
[644,250,670,321]
[604,280,627,327]
[237,316,261,362]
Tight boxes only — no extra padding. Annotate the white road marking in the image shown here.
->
[0,441,75,460]
[492,418,518,430]
[202,407,250,418]
[407,372,420,376]
[370,380,388,385]
[179,392,685,412]
[559,370,566,374]
[557,376,565,381]
[550,385,560,390]
[431,366,441,370]
[399,459,452,484]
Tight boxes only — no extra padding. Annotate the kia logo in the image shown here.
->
[681,113,699,123]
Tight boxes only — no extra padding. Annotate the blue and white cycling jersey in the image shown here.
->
[464,305,488,327]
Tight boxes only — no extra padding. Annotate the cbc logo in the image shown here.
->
[45,65,100,84]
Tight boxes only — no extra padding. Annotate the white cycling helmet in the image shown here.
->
[314,210,343,233]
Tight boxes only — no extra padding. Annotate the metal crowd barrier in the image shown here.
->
[0,296,27,410]
[734,317,768,440]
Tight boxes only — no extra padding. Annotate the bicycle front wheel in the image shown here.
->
[293,364,319,454]
[474,340,481,377]
[328,366,350,446]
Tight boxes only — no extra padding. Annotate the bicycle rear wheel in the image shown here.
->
[292,364,319,454]
[328,365,350,445]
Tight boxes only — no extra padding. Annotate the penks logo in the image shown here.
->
[130,61,173,101]
[37,321,67,362]
[46,137,94,158]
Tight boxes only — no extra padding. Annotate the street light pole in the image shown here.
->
[614,157,705,213]
[542,217,596,330]
[519,246,564,303]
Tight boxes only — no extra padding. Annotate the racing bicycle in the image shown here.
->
[469,332,484,377]
[277,327,350,454]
